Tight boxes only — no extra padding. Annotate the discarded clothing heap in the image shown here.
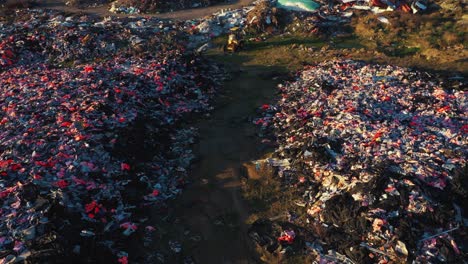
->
[275,0,428,14]
[0,11,199,67]
[256,60,467,263]
[331,0,428,14]
[0,10,222,263]
[242,0,431,37]
[0,40,15,67]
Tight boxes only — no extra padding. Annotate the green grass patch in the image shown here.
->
[333,36,366,49]
[245,35,325,50]
[381,45,421,57]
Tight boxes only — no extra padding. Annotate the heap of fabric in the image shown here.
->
[256,60,467,263]
[0,10,223,263]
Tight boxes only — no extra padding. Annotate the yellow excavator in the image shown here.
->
[223,27,244,53]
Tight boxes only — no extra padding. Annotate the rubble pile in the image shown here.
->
[245,0,282,33]
[274,0,430,14]
[241,0,433,37]
[0,10,223,263]
[256,60,467,263]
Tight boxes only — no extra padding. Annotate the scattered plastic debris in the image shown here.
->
[0,10,225,263]
[277,0,320,12]
[256,60,467,263]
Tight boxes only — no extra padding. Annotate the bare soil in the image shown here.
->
[140,52,287,263]
[34,0,255,20]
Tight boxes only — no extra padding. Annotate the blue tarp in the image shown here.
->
[277,0,320,12]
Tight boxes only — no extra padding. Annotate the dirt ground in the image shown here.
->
[138,52,287,263]
[32,0,256,20]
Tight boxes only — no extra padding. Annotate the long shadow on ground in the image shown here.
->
[138,53,289,264]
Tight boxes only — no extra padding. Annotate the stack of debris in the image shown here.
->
[255,60,467,263]
[246,0,282,33]
[0,10,225,263]
[274,0,429,14]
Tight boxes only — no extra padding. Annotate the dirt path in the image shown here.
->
[38,0,255,19]
[150,55,284,263]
